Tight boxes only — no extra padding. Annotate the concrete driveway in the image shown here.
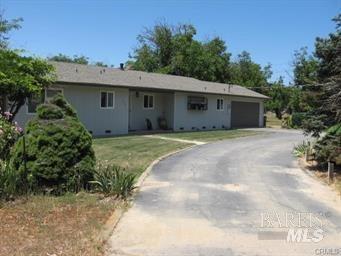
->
[107,129,341,256]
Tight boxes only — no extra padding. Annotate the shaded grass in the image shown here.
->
[93,136,191,177]
[0,193,117,256]
[155,129,262,142]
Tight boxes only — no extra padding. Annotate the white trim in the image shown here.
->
[100,90,115,109]
[143,93,154,110]
[216,98,224,111]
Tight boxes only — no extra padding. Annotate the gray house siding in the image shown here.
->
[14,82,265,136]
[173,92,230,131]
[128,90,174,131]
[15,84,129,136]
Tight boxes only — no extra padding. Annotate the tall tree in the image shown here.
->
[302,14,341,136]
[229,51,270,91]
[129,22,231,83]
[0,12,22,49]
[0,49,56,120]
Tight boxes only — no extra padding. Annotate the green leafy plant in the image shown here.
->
[0,160,21,200]
[90,164,137,199]
[10,95,95,195]
[0,111,22,161]
[291,112,307,128]
[293,140,310,157]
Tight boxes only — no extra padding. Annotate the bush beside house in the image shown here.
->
[10,94,95,194]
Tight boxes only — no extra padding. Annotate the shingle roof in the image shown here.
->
[50,61,268,99]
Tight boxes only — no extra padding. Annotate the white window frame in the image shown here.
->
[45,88,64,102]
[100,91,115,109]
[216,98,224,111]
[143,94,154,110]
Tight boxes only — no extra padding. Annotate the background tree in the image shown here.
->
[48,53,89,65]
[0,49,55,120]
[229,51,270,91]
[129,22,232,83]
[0,12,22,49]
[264,77,290,119]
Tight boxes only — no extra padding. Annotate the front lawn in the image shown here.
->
[93,136,191,177]
[155,129,262,142]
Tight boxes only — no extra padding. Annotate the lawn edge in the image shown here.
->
[100,144,197,252]
[135,144,197,188]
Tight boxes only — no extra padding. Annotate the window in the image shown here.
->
[187,96,208,111]
[217,98,224,111]
[143,94,154,109]
[27,93,44,114]
[46,88,63,101]
[101,91,115,108]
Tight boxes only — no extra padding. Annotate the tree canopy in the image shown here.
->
[0,49,56,120]
[128,22,271,87]
[48,53,89,65]
[0,12,22,49]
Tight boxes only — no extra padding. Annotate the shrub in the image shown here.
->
[293,140,310,157]
[0,111,22,161]
[50,93,77,117]
[327,123,341,136]
[90,164,137,199]
[314,126,341,165]
[36,103,64,119]
[291,112,306,128]
[10,95,95,194]
[0,160,21,200]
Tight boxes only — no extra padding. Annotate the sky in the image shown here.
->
[1,0,340,84]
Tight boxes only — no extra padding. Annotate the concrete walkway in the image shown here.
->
[107,130,341,256]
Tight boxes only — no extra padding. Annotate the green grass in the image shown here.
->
[155,129,262,142]
[266,112,282,128]
[93,136,190,177]
[93,129,262,177]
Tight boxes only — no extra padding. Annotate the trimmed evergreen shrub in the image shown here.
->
[314,123,341,165]
[291,112,306,128]
[36,104,64,120]
[10,94,95,194]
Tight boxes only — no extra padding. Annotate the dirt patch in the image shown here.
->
[298,158,341,197]
[0,193,118,256]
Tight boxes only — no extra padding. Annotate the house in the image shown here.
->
[15,61,268,136]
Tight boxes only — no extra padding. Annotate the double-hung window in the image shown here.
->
[101,91,115,109]
[143,94,154,109]
[217,98,224,111]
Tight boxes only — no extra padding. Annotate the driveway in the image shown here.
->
[107,130,341,256]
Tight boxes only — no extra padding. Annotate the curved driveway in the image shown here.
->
[108,130,341,256]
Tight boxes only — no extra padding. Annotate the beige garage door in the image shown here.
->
[231,101,259,128]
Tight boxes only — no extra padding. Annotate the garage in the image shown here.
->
[231,101,260,128]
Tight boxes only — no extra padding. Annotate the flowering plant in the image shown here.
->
[0,109,23,161]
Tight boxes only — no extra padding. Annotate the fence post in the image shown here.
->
[328,161,335,184]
